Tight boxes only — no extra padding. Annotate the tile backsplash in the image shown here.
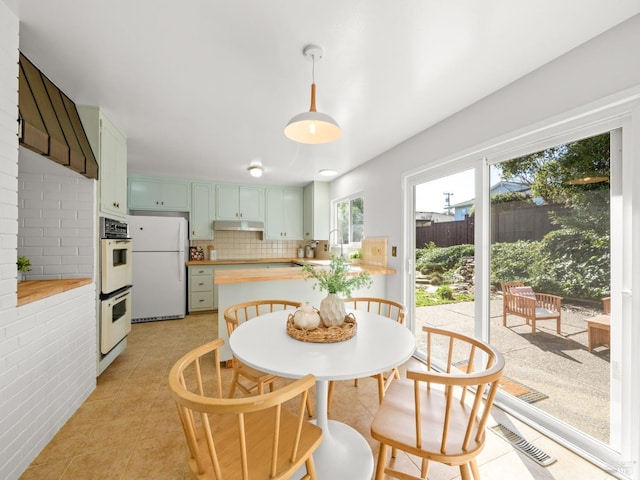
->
[191,232,389,266]
[191,231,303,260]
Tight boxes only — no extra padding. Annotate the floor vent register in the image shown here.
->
[490,424,557,467]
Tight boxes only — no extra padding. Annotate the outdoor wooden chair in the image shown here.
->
[370,326,505,480]
[500,281,562,336]
[168,338,322,479]
[327,297,406,409]
[224,299,313,416]
[587,296,611,352]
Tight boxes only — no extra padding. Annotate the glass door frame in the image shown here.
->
[402,92,640,478]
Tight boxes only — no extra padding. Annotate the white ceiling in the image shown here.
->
[7,1,640,187]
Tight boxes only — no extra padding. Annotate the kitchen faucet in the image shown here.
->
[329,228,343,258]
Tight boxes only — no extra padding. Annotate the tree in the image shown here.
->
[495,132,611,298]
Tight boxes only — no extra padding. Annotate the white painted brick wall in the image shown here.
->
[0,285,96,480]
[0,4,98,480]
[18,148,96,280]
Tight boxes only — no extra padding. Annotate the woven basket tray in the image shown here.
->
[286,312,357,343]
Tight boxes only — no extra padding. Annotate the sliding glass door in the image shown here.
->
[404,105,637,474]
[489,132,613,445]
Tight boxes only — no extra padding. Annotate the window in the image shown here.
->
[335,195,364,244]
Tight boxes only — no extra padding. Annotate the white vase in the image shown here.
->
[319,293,346,327]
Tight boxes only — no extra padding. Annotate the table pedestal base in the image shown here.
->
[296,419,374,479]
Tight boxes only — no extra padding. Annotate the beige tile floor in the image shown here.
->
[20,313,616,480]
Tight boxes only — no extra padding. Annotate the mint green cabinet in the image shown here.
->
[216,184,263,221]
[190,182,214,240]
[128,177,190,211]
[266,187,303,240]
[303,181,330,240]
[188,266,214,312]
[77,106,127,218]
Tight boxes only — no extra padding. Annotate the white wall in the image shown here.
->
[331,14,640,304]
[18,149,95,279]
[0,4,97,480]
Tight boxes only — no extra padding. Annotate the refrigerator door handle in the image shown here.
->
[178,220,185,282]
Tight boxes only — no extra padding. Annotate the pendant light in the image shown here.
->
[284,45,341,144]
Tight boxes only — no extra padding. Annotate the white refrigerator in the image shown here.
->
[127,215,188,322]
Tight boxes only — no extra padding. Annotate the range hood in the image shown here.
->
[18,53,98,180]
[213,220,265,232]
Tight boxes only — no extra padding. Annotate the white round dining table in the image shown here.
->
[229,308,416,480]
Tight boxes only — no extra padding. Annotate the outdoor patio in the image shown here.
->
[414,298,611,443]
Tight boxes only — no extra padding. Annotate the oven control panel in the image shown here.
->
[100,217,129,239]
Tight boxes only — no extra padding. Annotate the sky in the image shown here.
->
[415,166,504,213]
[415,169,476,213]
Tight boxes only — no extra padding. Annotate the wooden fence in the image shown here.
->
[416,204,564,248]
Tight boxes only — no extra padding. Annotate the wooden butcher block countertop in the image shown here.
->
[186,257,300,266]
[17,278,93,306]
[214,264,395,285]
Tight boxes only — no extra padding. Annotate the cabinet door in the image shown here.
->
[128,178,190,210]
[238,187,262,220]
[265,189,284,239]
[129,179,162,209]
[303,181,330,240]
[99,116,127,217]
[216,185,241,219]
[161,182,190,210]
[282,188,303,240]
[191,183,213,239]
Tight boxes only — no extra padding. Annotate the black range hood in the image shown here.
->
[18,53,98,180]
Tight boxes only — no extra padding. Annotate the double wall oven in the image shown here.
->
[100,217,133,355]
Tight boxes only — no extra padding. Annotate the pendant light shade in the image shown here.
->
[285,45,341,144]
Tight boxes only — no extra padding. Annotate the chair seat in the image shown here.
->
[237,362,278,384]
[534,308,559,318]
[371,379,484,463]
[190,410,323,479]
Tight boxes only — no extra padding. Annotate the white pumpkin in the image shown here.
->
[293,302,321,329]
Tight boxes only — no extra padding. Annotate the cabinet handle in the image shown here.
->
[198,282,204,286]
[156,201,159,205]
[198,299,204,302]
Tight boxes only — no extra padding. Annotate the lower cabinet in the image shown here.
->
[188,266,214,312]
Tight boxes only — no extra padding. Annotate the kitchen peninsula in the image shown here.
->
[212,261,396,361]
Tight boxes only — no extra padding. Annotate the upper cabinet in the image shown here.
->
[190,182,214,240]
[216,184,263,221]
[303,181,330,240]
[77,106,127,218]
[266,187,303,240]
[128,176,190,211]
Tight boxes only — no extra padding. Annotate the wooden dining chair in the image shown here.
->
[168,338,322,479]
[327,297,406,409]
[224,299,314,416]
[370,326,505,480]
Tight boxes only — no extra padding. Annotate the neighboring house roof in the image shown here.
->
[415,211,454,223]
[451,181,531,208]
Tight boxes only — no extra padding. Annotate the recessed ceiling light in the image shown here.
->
[248,165,263,177]
[319,169,337,177]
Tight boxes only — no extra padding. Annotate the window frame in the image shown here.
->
[333,192,365,246]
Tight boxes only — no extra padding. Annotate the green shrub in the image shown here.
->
[437,284,454,300]
[416,243,474,275]
[533,228,610,298]
[489,240,541,287]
